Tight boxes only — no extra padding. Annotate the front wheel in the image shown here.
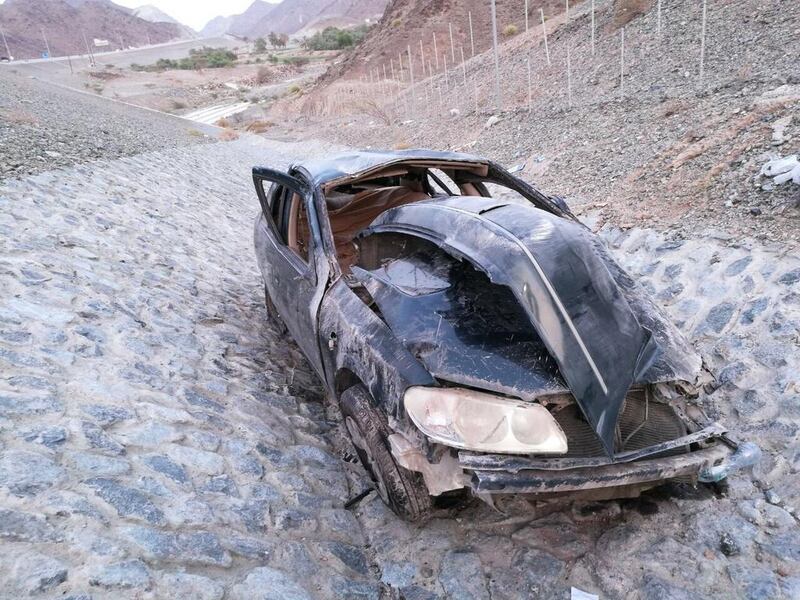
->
[339,384,432,522]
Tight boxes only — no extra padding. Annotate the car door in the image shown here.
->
[253,167,327,378]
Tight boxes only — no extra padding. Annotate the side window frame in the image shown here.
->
[252,167,318,281]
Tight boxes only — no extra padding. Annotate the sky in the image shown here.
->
[112,0,274,31]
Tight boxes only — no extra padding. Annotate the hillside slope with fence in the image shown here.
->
[273,0,799,242]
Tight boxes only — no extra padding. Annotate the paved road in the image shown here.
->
[0,82,799,598]
[185,102,252,125]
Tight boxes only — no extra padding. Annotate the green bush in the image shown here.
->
[303,25,370,51]
[129,47,237,72]
[284,56,310,67]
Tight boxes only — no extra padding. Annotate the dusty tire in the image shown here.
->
[263,284,287,335]
[340,384,432,522]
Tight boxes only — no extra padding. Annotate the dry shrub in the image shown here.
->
[300,79,400,122]
[255,66,272,85]
[246,120,273,133]
[612,0,655,29]
[394,141,412,150]
[502,24,519,37]
[219,129,239,141]
[216,117,232,128]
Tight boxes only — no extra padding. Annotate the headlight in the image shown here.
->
[404,386,568,454]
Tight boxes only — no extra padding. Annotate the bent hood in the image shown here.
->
[352,196,700,455]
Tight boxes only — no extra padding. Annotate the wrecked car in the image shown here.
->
[251,149,759,521]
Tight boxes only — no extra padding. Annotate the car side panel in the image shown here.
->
[318,278,435,422]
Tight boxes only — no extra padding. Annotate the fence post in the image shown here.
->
[407,45,415,109]
[527,57,532,112]
[540,9,550,66]
[469,12,475,57]
[443,52,449,88]
[490,0,502,109]
[567,46,572,108]
[657,0,662,37]
[620,27,625,98]
[419,39,426,77]
[565,0,569,24]
[449,22,456,62]
[525,0,529,33]
[591,0,595,54]
[433,32,440,70]
[699,0,707,88]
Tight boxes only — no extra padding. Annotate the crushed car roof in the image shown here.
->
[295,149,489,186]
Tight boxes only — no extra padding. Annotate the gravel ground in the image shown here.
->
[0,68,217,180]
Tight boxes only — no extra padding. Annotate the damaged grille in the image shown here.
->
[552,388,687,457]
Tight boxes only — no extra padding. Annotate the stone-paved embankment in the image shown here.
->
[0,135,381,599]
[0,68,216,180]
[1,129,799,599]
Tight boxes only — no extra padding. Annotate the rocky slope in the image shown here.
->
[0,0,182,59]
[292,0,799,243]
[321,0,565,82]
[0,69,215,178]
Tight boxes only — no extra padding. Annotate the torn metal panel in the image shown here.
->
[300,148,489,187]
[317,279,435,421]
[357,197,664,455]
[351,241,568,402]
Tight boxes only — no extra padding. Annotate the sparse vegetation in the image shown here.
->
[268,32,289,49]
[219,129,239,141]
[302,25,371,51]
[254,37,267,53]
[288,84,302,95]
[284,56,310,68]
[255,66,272,85]
[170,99,187,111]
[246,120,273,133]
[502,24,519,37]
[131,47,237,72]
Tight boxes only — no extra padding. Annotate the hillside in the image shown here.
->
[279,0,799,242]
[322,0,565,82]
[0,0,182,59]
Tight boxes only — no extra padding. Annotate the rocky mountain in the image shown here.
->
[200,0,387,40]
[248,0,388,37]
[132,4,196,38]
[200,15,235,38]
[0,0,182,59]
[200,0,276,38]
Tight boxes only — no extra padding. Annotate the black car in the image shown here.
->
[251,149,758,521]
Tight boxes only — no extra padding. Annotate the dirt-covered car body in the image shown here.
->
[251,149,757,504]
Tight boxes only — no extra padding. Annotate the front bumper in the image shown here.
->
[457,424,760,494]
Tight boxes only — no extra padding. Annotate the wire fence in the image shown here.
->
[316,0,791,123]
